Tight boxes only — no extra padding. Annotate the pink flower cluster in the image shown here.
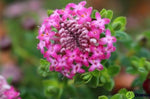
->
[0,75,21,99]
[37,1,116,79]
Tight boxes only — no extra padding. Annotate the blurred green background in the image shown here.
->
[0,0,150,99]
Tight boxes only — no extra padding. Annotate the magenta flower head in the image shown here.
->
[0,75,21,99]
[37,1,116,79]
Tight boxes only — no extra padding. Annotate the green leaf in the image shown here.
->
[120,56,131,67]
[138,57,146,67]
[74,74,84,85]
[115,31,130,42]
[126,67,137,74]
[118,88,128,95]
[125,91,135,99]
[38,59,50,77]
[44,86,59,97]
[51,27,57,32]
[112,17,126,31]
[100,9,107,17]
[58,88,63,99]
[131,77,142,87]
[91,9,98,19]
[107,24,115,36]
[7,77,13,84]
[43,80,58,87]
[138,67,147,73]
[100,76,106,83]
[137,48,150,60]
[131,56,139,61]
[108,65,120,77]
[106,10,113,19]
[91,70,100,77]
[100,9,113,19]
[87,76,99,88]
[47,10,53,16]
[111,94,123,99]
[98,95,108,99]
[144,31,150,39]
[101,68,111,82]
[109,89,135,99]
[82,73,91,80]
[40,59,50,68]
[82,73,93,83]
[112,22,122,31]
[104,79,114,91]
[145,61,150,70]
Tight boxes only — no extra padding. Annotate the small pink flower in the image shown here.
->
[58,9,72,21]
[37,32,55,43]
[77,7,92,24]
[4,87,20,99]
[90,45,105,59]
[38,24,46,34]
[48,58,58,71]
[88,58,103,72]
[44,17,60,29]
[0,76,11,93]
[92,12,110,31]
[65,48,80,64]
[79,53,89,67]
[88,28,102,39]
[50,9,61,18]
[74,1,86,11]
[104,46,116,59]
[37,40,45,54]
[55,56,69,72]
[100,29,117,47]
[44,44,61,58]
[71,63,85,74]
[66,1,86,13]
[0,75,21,99]
[61,68,74,79]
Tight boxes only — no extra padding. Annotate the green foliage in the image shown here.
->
[91,9,99,19]
[126,56,150,75]
[143,31,150,39]
[47,10,54,16]
[140,31,150,49]
[112,17,126,31]
[43,80,62,98]
[125,56,150,89]
[103,79,114,91]
[7,77,13,84]
[74,66,120,91]
[98,89,135,99]
[100,9,107,17]
[115,31,131,42]
[91,9,113,20]
[100,9,113,20]
[98,95,108,99]
[108,65,120,77]
[19,87,46,99]
[106,10,113,20]
[99,11,127,40]
[38,59,50,77]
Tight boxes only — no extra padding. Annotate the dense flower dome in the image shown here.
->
[37,1,116,79]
